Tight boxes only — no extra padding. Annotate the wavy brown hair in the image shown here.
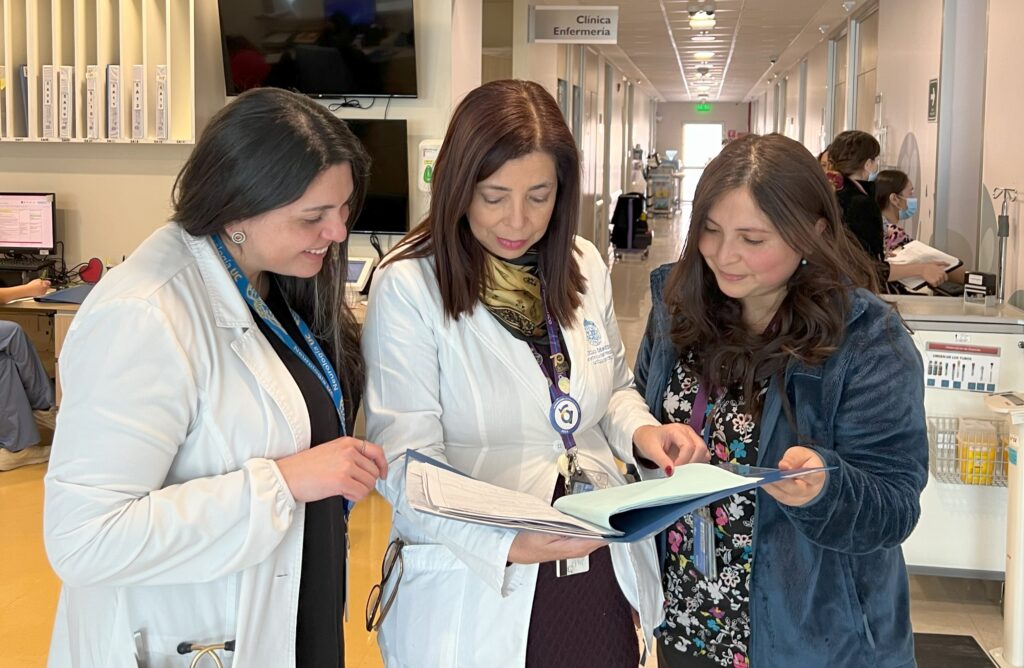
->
[828,130,880,177]
[172,88,369,427]
[385,79,585,325]
[665,133,880,405]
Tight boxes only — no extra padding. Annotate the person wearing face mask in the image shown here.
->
[828,130,886,262]
[362,79,709,667]
[874,169,965,288]
[636,133,927,667]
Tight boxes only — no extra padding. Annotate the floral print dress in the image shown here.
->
[657,354,768,668]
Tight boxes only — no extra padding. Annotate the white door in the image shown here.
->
[681,123,723,202]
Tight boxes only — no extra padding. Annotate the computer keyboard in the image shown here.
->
[0,257,55,272]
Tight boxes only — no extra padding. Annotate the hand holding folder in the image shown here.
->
[404,450,831,542]
[886,240,963,290]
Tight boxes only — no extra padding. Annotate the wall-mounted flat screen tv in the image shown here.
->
[219,0,418,98]
[347,118,410,235]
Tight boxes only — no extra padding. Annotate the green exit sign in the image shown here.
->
[695,102,712,112]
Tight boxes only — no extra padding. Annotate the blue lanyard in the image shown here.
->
[533,285,581,454]
[212,234,347,434]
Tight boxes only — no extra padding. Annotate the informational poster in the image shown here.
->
[924,342,1000,393]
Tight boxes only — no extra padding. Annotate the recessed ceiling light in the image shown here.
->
[689,10,716,29]
[694,51,715,61]
[692,33,717,42]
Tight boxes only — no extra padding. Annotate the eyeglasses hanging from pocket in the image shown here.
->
[365,538,405,632]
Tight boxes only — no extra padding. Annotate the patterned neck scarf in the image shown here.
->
[480,250,546,341]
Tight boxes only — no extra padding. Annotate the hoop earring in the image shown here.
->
[229,230,247,245]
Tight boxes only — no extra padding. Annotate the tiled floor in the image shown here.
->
[0,207,1005,667]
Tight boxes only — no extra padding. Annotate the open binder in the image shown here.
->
[404,450,830,543]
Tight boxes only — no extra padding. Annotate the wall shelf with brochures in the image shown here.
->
[0,0,194,144]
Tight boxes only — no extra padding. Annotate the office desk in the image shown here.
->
[0,300,79,406]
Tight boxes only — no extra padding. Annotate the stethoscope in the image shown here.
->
[177,640,235,668]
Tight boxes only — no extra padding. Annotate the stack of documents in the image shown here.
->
[886,240,963,290]
[405,450,828,542]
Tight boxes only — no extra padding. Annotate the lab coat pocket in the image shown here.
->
[378,543,467,668]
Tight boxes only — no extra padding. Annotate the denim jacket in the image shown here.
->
[636,264,928,668]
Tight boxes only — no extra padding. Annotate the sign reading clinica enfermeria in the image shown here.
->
[529,5,619,44]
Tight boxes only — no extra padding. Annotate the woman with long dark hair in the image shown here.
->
[44,88,387,667]
[362,79,708,667]
[637,133,927,667]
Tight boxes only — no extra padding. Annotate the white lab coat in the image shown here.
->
[44,224,313,668]
[362,238,665,668]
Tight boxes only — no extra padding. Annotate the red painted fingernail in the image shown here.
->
[665,466,674,476]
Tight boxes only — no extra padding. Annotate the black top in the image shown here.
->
[522,337,639,668]
[251,279,346,668]
[835,175,885,260]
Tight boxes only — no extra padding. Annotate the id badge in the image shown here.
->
[555,469,609,578]
[691,506,718,580]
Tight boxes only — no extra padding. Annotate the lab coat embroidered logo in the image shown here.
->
[584,319,614,365]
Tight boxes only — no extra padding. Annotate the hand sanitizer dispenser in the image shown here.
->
[418,140,442,193]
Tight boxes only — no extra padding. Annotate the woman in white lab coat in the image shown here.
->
[362,79,707,667]
[43,88,387,668]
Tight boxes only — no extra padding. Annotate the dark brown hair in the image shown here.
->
[385,79,585,325]
[172,87,369,426]
[874,169,911,213]
[665,133,879,405]
[828,130,880,177]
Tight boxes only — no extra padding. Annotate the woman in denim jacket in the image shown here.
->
[635,133,928,668]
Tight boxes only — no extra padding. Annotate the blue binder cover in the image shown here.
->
[405,449,832,543]
[35,284,94,304]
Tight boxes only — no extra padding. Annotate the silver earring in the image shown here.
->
[229,230,247,245]
[801,258,808,266]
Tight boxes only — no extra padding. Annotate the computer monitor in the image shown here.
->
[0,193,56,255]
[346,256,376,294]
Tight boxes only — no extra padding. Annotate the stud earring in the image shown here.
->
[800,258,808,266]
[229,230,247,245]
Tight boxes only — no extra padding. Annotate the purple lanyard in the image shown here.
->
[688,385,710,436]
[533,291,580,455]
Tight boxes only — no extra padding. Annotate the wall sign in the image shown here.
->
[925,341,1000,392]
[529,5,618,44]
[928,78,939,122]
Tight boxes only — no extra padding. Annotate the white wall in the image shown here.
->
[511,0,558,95]
[0,0,477,265]
[981,0,1024,308]
[654,102,749,156]
[876,0,942,245]
[632,93,653,161]
[803,40,829,155]
[854,10,879,134]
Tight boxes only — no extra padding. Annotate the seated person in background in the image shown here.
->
[0,277,55,470]
[875,169,965,286]
[0,278,51,304]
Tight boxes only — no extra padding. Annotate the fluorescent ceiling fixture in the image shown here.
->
[689,11,716,29]
[692,33,717,42]
[693,51,715,61]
